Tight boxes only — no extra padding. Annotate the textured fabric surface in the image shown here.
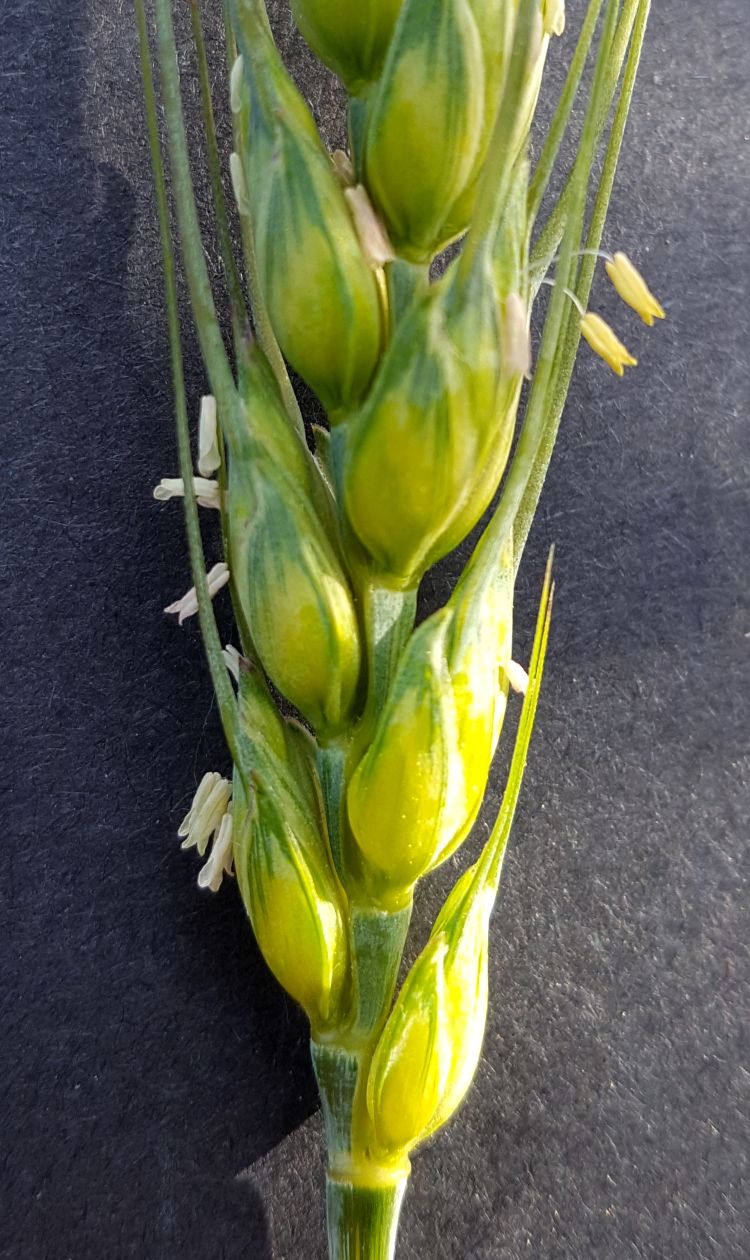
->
[3,2,748,1257]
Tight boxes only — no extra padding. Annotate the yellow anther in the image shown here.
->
[580,312,637,377]
[605,251,666,326]
[543,0,566,38]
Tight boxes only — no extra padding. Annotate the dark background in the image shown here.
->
[3,1,749,1257]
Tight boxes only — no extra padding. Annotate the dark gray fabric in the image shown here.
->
[2,1,748,1256]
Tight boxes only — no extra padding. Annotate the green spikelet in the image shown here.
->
[232,0,384,419]
[225,348,363,738]
[291,0,404,94]
[363,0,485,262]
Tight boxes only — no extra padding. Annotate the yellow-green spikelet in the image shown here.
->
[347,612,459,903]
[363,0,485,262]
[437,0,517,243]
[234,7,384,418]
[426,536,514,871]
[226,351,363,738]
[234,774,349,1033]
[343,251,518,587]
[346,539,514,903]
[243,480,363,735]
[366,872,492,1151]
[290,0,404,94]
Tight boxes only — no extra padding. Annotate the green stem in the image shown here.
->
[136,0,246,777]
[311,899,411,1253]
[465,0,619,581]
[530,0,641,272]
[348,93,371,181]
[513,0,651,572]
[384,259,429,328]
[152,0,237,421]
[347,904,412,1041]
[311,895,411,1241]
[570,0,651,323]
[317,741,349,882]
[325,1179,407,1260]
[528,0,605,223]
[148,0,260,686]
[188,0,249,356]
[222,0,238,63]
[312,1041,361,1166]
[361,583,417,725]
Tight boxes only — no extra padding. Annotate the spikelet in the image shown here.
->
[290,0,404,94]
[226,347,363,737]
[366,558,554,1151]
[346,535,514,907]
[142,0,658,1250]
[366,872,493,1151]
[233,766,349,1034]
[362,0,485,262]
[343,170,529,587]
[232,1,384,419]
